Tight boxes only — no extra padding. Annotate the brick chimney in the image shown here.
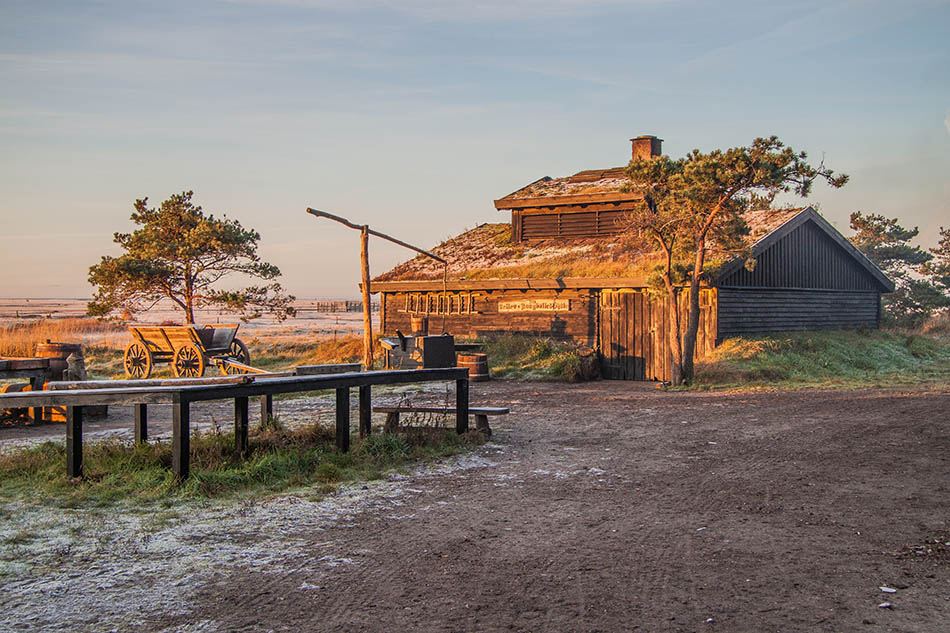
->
[631,135,663,160]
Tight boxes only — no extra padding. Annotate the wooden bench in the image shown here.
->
[374,405,509,437]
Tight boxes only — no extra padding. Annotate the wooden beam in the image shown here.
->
[172,396,190,479]
[370,277,651,293]
[235,396,249,455]
[455,378,469,434]
[134,404,148,443]
[494,191,644,210]
[359,385,372,438]
[0,368,471,409]
[66,405,83,478]
[261,394,273,426]
[47,375,254,390]
[295,363,361,375]
[361,225,374,370]
[336,387,350,452]
[306,208,446,264]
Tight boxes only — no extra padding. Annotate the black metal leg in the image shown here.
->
[456,378,469,434]
[66,405,83,478]
[172,397,190,479]
[235,396,249,454]
[359,385,372,438]
[336,387,350,452]
[134,404,148,443]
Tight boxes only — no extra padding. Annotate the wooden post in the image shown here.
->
[66,405,83,478]
[134,404,148,443]
[361,225,374,370]
[456,378,469,434]
[172,395,191,479]
[30,374,45,423]
[260,394,273,426]
[359,385,372,438]
[235,396,249,454]
[306,209,447,370]
[336,387,350,452]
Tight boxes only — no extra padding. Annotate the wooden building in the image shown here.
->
[371,137,893,381]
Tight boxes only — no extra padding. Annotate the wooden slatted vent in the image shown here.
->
[522,209,627,240]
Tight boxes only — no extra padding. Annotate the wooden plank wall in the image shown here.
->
[717,288,880,338]
[598,289,717,382]
[381,289,597,345]
[719,221,879,290]
[382,286,718,382]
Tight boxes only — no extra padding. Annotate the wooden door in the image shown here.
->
[599,290,651,380]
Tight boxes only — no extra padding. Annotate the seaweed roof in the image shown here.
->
[374,207,807,283]
[496,167,631,202]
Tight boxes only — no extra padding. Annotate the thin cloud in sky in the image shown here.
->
[223,0,663,20]
[679,0,923,71]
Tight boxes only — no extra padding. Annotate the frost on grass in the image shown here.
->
[0,447,497,632]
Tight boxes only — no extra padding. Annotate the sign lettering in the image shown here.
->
[498,299,570,313]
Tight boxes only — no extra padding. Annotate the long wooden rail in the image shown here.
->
[0,368,470,480]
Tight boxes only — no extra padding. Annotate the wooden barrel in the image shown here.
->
[458,353,489,382]
[35,340,83,381]
[410,316,429,336]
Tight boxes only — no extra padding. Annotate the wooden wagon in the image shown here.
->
[123,324,251,378]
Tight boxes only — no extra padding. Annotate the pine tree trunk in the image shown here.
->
[681,277,702,383]
[667,285,685,386]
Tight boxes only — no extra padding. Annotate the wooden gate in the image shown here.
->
[598,288,717,381]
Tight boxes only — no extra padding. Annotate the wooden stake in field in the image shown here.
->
[306,208,446,370]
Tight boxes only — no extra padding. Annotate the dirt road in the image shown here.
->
[131,382,949,633]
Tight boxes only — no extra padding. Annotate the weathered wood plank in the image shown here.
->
[0,368,470,409]
[456,378,469,434]
[66,406,83,478]
[172,397,190,479]
[296,363,362,375]
[134,403,147,443]
[235,396,249,454]
[359,385,372,438]
[48,375,254,390]
[336,387,350,452]
[374,406,509,415]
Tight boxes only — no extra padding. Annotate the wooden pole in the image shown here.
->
[307,207,448,370]
[360,225,374,370]
[306,208,446,263]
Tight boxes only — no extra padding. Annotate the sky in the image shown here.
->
[1,0,948,299]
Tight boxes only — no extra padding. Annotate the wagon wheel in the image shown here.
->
[220,338,251,376]
[123,341,153,379]
[173,343,205,378]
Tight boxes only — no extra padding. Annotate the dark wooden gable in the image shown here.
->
[716,207,894,292]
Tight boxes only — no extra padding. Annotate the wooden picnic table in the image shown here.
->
[0,368,470,480]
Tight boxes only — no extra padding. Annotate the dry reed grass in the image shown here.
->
[0,318,126,358]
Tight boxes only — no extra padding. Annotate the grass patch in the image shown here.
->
[693,329,950,390]
[0,318,125,358]
[479,334,599,381]
[0,424,484,507]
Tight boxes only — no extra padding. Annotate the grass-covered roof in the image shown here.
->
[374,207,805,283]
